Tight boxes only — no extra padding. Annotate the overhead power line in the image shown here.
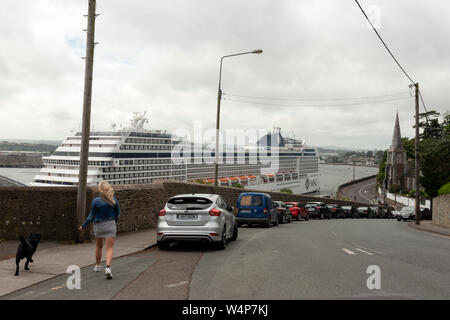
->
[222,95,412,108]
[354,0,415,85]
[223,91,410,102]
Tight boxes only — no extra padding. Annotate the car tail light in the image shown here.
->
[157,232,163,236]
[263,208,268,215]
[159,209,166,216]
[317,206,321,210]
[277,208,282,212]
[209,208,222,216]
[209,233,219,236]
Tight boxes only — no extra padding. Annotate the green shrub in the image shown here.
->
[231,183,243,189]
[388,184,401,194]
[438,182,450,196]
[280,188,293,194]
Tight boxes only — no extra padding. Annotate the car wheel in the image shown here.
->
[266,218,272,228]
[157,241,169,250]
[215,227,227,250]
[320,213,323,220]
[274,215,279,226]
[230,222,238,241]
[306,214,309,221]
[289,214,292,223]
[328,213,331,219]
[297,215,301,221]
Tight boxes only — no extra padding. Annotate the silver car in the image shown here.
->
[397,207,416,221]
[157,193,238,249]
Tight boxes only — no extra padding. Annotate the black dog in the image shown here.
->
[15,233,41,276]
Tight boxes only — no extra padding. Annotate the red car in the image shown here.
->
[286,202,309,221]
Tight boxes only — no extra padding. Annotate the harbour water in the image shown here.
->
[0,164,379,195]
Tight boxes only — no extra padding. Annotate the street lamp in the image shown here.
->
[214,49,263,188]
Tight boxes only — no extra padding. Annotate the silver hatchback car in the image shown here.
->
[157,194,238,249]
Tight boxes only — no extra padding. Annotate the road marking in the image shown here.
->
[358,182,376,203]
[342,248,356,255]
[331,231,337,236]
[355,248,374,256]
[164,281,189,288]
[51,285,65,291]
[349,242,387,256]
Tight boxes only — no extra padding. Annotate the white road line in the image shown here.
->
[355,248,374,256]
[331,231,337,236]
[358,181,376,203]
[164,281,189,288]
[349,242,387,256]
[342,248,356,255]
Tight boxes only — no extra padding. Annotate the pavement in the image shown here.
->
[0,228,156,297]
[340,178,378,204]
[408,221,450,238]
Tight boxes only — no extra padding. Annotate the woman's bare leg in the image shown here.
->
[105,237,115,266]
[95,238,104,265]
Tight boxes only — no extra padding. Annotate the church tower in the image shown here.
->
[385,112,407,191]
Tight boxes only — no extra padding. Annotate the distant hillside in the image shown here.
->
[0,141,57,153]
[2,139,61,146]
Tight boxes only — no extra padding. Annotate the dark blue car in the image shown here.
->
[235,192,278,228]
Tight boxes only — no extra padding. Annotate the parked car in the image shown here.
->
[355,207,372,218]
[369,206,386,219]
[421,208,432,220]
[235,192,278,228]
[341,206,355,218]
[285,202,309,221]
[328,204,345,218]
[305,202,331,219]
[397,207,416,221]
[391,210,400,219]
[274,201,293,224]
[157,193,238,250]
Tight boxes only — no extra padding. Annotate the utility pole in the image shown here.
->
[414,83,421,225]
[75,0,98,243]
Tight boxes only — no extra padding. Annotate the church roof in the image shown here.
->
[389,112,405,152]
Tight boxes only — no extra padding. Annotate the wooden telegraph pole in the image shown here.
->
[414,83,421,225]
[75,0,98,242]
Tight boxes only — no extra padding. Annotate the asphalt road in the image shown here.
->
[3,219,450,300]
[340,178,378,204]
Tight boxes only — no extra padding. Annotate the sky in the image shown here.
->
[0,0,449,150]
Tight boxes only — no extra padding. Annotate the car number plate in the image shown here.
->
[177,214,198,220]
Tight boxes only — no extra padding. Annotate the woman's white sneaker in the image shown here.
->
[105,266,113,279]
[93,265,101,272]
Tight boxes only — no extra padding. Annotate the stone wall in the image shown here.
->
[432,195,450,228]
[0,181,371,241]
[336,175,377,199]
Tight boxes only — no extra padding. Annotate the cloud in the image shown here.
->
[0,0,449,150]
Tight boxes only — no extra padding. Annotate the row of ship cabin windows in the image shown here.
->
[120,144,171,151]
[103,170,185,179]
[103,165,185,173]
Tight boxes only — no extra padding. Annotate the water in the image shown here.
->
[0,168,41,185]
[0,165,379,195]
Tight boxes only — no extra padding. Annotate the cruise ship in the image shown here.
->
[31,113,319,194]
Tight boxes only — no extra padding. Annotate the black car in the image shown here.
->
[355,207,372,218]
[341,206,354,218]
[305,202,331,219]
[328,204,345,218]
[274,201,292,224]
[370,206,385,219]
[421,208,432,220]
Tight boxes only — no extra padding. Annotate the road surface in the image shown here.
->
[3,218,450,300]
[340,178,378,204]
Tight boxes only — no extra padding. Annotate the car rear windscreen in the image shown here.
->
[240,195,252,206]
[167,197,213,210]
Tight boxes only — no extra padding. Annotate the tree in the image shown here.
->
[438,182,450,196]
[366,150,373,158]
[420,137,450,198]
[376,151,387,187]
[280,188,293,194]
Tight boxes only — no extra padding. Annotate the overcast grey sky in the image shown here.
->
[0,0,449,149]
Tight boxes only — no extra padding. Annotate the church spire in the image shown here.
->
[391,112,403,149]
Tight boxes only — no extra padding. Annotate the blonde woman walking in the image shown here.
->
[79,181,120,279]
